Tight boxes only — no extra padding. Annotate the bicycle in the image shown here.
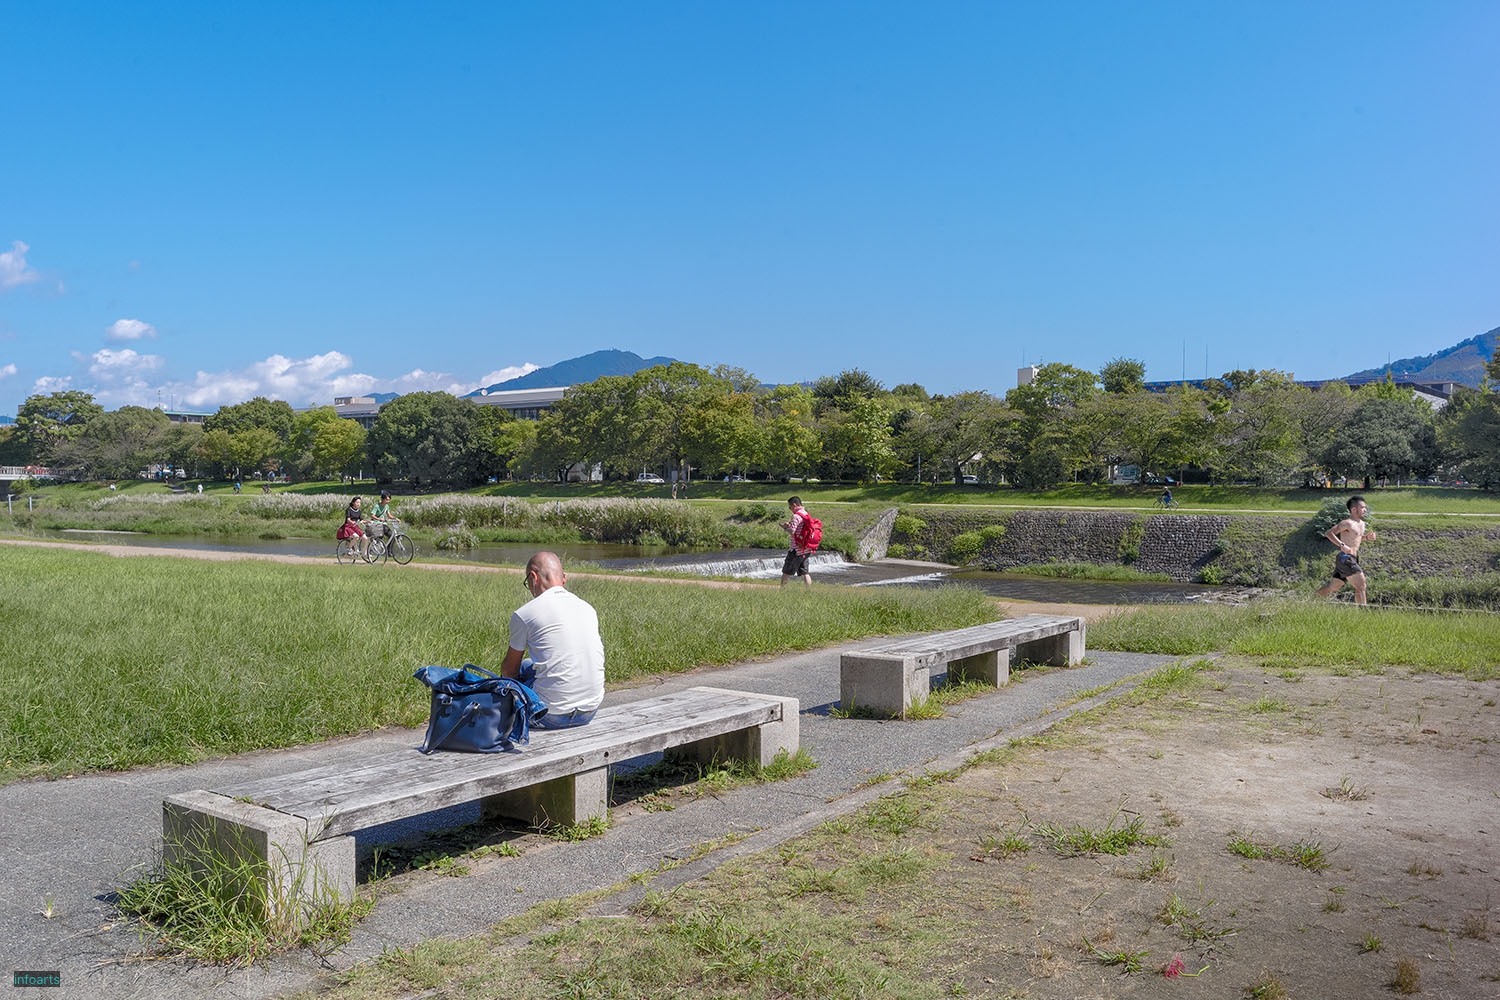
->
[366,522,415,565]
[336,535,372,564]
[1153,496,1180,509]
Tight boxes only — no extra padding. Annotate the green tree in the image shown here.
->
[811,368,883,416]
[16,390,104,463]
[368,392,486,485]
[285,406,343,479]
[204,397,295,443]
[54,405,170,480]
[757,385,821,480]
[1290,381,1358,485]
[818,395,894,481]
[1322,390,1437,486]
[1219,375,1302,484]
[1099,357,1147,394]
[685,390,759,478]
[0,425,24,465]
[928,391,1010,484]
[1003,364,1099,484]
[308,418,366,479]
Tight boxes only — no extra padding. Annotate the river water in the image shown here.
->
[43,530,1221,605]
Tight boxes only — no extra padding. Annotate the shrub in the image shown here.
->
[979,524,1007,542]
[948,531,984,565]
[1118,517,1145,564]
[435,523,478,550]
[892,514,926,537]
[1309,497,1356,537]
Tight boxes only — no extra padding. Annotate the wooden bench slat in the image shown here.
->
[858,615,1080,664]
[213,689,784,838]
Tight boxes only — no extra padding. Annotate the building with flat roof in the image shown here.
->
[161,408,213,424]
[469,386,568,420]
[332,396,383,429]
[1141,377,1455,410]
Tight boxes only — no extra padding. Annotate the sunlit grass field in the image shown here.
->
[0,545,995,780]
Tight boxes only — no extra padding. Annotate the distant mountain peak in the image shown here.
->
[466,349,680,395]
[1344,325,1498,388]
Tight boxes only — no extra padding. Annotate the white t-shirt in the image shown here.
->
[508,586,605,714]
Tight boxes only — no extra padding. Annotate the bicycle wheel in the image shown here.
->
[367,537,387,563]
[389,533,415,565]
[336,538,359,564]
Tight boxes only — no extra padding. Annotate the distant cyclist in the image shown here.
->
[1161,486,1174,508]
[369,489,398,539]
[338,496,370,560]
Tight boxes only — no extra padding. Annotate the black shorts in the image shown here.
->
[1332,552,1363,581]
[782,549,810,577]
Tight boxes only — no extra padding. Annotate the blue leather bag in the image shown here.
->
[413,664,548,754]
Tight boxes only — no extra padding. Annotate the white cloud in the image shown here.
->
[82,348,165,377]
[31,375,72,394]
[0,240,41,290]
[27,348,527,413]
[477,363,540,388]
[0,363,17,379]
[107,318,157,341]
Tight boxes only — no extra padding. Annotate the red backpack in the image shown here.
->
[794,510,822,552]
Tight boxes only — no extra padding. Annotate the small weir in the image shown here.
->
[595,549,855,580]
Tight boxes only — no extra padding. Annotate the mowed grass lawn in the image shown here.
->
[0,546,996,781]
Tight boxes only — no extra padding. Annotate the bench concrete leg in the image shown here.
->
[667,692,800,768]
[480,767,609,827]
[947,648,1009,687]
[1014,625,1086,667]
[162,790,355,923]
[840,655,927,718]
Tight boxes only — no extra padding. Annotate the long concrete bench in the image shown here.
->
[162,685,797,916]
[840,614,1085,718]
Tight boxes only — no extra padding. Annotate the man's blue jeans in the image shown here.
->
[517,659,597,729]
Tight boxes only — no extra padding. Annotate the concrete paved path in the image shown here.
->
[0,639,1178,1000]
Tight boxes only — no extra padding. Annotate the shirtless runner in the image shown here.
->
[1315,495,1377,605]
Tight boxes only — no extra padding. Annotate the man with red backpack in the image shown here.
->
[781,496,821,587]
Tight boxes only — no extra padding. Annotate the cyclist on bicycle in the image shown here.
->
[368,489,397,539]
[338,496,370,560]
[1161,486,1174,508]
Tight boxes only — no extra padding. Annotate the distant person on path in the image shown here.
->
[196,483,203,494]
[502,551,605,728]
[1316,495,1377,605]
[671,482,678,500]
[780,496,816,587]
[1161,486,1173,507]
[339,495,370,560]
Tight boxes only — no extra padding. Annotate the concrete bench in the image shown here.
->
[162,685,797,916]
[839,614,1085,718]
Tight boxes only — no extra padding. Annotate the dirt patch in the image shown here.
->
[914,664,1500,998]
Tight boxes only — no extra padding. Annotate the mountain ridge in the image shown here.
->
[466,349,679,395]
[1344,325,1498,387]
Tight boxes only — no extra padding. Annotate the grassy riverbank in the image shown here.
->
[1091,599,1500,678]
[0,545,995,781]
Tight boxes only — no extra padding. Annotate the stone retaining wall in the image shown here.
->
[889,508,1228,582]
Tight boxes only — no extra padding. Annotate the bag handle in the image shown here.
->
[420,699,482,755]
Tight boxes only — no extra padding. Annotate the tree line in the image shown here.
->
[3,348,1498,489]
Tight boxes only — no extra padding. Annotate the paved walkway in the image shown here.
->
[0,635,1177,1000]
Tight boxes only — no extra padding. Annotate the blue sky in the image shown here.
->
[2,2,1496,417]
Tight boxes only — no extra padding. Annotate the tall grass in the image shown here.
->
[1090,600,1499,678]
[0,547,995,779]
